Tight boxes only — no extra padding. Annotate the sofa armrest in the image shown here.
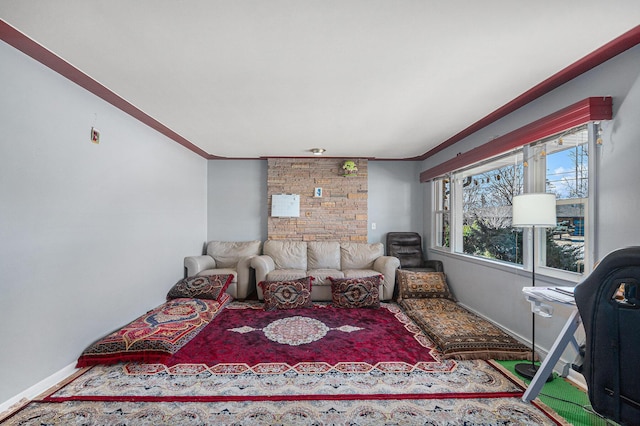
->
[184,255,216,277]
[373,255,401,301]
[424,259,444,272]
[235,255,257,300]
[251,255,276,283]
[251,255,276,300]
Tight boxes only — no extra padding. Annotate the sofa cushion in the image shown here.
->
[197,268,237,282]
[396,270,455,301]
[343,269,382,279]
[206,240,262,268]
[264,240,308,270]
[266,269,308,282]
[340,242,384,270]
[329,275,381,309]
[167,274,233,302]
[308,269,344,286]
[260,277,313,311]
[308,241,341,270]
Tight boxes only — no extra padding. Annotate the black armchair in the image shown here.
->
[386,232,443,272]
[574,246,640,425]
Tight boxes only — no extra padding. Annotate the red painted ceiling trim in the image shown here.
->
[1,19,637,162]
[419,97,612,182]
[412,25,640,162]
[0,20,214,159]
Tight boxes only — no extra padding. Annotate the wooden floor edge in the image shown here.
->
[34,366,92,401]
[0,398,31,423]
[0,367,91,422]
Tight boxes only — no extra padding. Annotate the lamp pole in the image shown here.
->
[512,193,556,382]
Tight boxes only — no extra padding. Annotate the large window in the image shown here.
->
[432,124,594,279]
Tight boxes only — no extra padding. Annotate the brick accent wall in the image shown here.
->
[267,158,368,242]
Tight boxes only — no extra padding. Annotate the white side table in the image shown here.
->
[521,287,582,402]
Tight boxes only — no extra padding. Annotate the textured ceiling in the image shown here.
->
[2,1,640,159]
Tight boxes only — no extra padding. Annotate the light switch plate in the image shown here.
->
[91,127,100,144]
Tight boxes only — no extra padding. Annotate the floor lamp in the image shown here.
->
[512,193,557,381]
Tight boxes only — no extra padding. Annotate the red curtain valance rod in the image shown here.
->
[419,96,612,182]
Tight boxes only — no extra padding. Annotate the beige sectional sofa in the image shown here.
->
[251,240,400,301]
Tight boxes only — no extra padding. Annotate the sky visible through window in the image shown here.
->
[547,150,571,196]
[546,147,587,199]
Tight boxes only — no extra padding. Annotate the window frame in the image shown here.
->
[432,177,450,248]
[431,122,598,282]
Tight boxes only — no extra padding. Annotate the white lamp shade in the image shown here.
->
[512,193,557,227]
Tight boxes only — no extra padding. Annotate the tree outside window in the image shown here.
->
[462,162,524,264]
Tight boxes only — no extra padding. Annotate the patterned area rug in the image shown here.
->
[163,301,445,369]
[45,359,518,400]
[3,397,568,425]
[1,302,569,425]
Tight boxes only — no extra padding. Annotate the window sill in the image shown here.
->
[427,247,583,286]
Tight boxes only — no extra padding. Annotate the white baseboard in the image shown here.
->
[0,362,78,416]
[457,302,579,378]
[566,367,587,390]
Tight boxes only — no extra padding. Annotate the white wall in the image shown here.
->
[597,66,640,254]
[368,161,423,244]
[206,159,267,243]
[0,42,208,404]
[421,44,640,372]
[204,159,424,247]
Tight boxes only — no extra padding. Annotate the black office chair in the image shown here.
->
[386,232,443,272]
[574,246,640,426]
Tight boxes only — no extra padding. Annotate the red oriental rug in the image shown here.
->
[165,301,445,374]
